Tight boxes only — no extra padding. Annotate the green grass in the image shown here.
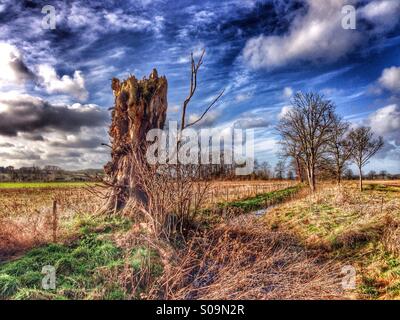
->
[0,182,96,189]
[0,216,162,300]
[364,184,400,193]
[262,183,400,299]
[218,185,302,212]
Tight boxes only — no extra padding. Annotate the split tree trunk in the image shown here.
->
[102,69,168,213]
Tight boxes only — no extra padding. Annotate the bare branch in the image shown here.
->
[181,49,206,130]
[184,89,225,129]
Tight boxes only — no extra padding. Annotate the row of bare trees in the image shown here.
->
[277,92,384,192]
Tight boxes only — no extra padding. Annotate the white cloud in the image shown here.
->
[360,0,400,33]
[233,117,270,129]
[38,64,88,101]
[378,66,400,93]
[366,104,400,162]
[283,87,293,98]
[242,0,361,69]
[193,10,215,24]
[278,105,293,119]
[368,104,400,144]
[0,42,33,85]
[187,110,221,128]
[235,92,252,102]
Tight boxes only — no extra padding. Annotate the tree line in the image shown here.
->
[277,92,384,192]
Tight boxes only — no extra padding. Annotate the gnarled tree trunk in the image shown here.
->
[102,69,168,213]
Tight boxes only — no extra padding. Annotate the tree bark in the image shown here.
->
[337,168,341,185]
[306,165,316,193]
[295,157,304,183]
[102,69,168,213]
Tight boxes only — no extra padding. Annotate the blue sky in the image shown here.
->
[0,0,399,173]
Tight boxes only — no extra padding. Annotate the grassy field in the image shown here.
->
[262,181,400,299]
[1,180,399,300]
[0,182,300,300]
[0,182,95,189]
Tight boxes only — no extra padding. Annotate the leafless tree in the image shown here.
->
[280,140,304,183]
[344,168,354,180]
[348,126,384,191]
[180,49,224,130]
[277,92,336,192]
[274,160,286,180]
[367,170,377,180]
[327,116,353,185]
[258,161,272,180]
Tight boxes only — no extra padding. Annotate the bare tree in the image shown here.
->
[348,126,384,191]
[327,116,353,185]
[367,170,377,180]
[274,160,286,180]
[379,170,388,180]
[180,49,224,130]
[344,168,354,180]
[259,161,272,180]
[277,92,336,192]
[280,140,304,183]
[287,170,295,180]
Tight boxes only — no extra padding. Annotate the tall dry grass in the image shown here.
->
[0,187,102,261]
[149,216,344,300]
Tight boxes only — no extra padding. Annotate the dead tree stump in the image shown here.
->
[102,69,168,213]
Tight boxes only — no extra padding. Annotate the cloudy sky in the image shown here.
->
[0,0,399,172]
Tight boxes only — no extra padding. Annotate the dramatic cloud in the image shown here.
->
[0,94,108,136]
[0,0,398,171]
[242,0,400,70]
[0,42,35,85]
[50,136,105,149]
[368,104,400,145]
[367,104,400,160]
[243,0,360,69]
[0,42,89,101]
[38,65,88,101]
[378,66,400,93]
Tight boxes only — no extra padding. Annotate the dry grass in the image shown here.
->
[0,181,290,261]
[0,187,103,261]
[262,181,400,299]
[149,215,344,300]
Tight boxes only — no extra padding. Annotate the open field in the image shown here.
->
[262,181,400,299]
[1,180,399,299]
[0,182,95,189]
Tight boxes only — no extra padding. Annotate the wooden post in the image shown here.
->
[52,200,58,243]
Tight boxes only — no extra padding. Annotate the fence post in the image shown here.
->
[52,200,58,243]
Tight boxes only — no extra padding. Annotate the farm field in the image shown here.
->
[0,182,95,189]
[0,180,399,299]
[262,181,400,299]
